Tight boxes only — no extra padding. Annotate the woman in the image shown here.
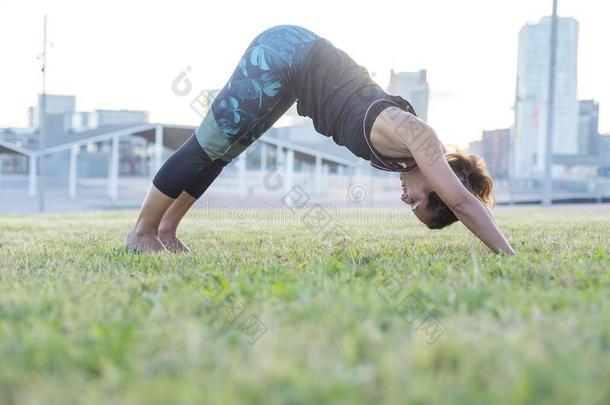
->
[126,25,516,255]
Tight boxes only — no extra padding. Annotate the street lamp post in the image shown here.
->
[38,14,48,212]
[543,0,559,206]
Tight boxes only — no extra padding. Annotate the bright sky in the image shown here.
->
[1,0,608,147]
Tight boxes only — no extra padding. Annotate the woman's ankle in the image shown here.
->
[157,225,177,238]
[133,221,160,237]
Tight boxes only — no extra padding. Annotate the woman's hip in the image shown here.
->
[196,25,319,162]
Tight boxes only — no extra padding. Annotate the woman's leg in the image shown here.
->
[158,191,197,252]
[126,25,313,252]
[143,27,307,252]
[157,157,227,252]
[125,184,174,252]
[125,134,225,252]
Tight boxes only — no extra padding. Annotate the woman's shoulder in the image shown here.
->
[385,94,418,117]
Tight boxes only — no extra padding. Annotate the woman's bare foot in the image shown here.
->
[125,229,167,253]
[158,230,190,253]
[126,185,175,253]
[156,192,197,253]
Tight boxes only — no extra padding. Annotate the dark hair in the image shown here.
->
[426,152,494,229]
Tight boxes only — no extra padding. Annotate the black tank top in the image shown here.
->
[293,37,418,172]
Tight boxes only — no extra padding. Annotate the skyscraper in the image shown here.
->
[387,69,429,122]
[577,100,599,156]
[511,16,579,179]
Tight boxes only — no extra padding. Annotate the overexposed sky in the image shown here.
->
[0,0,608,147]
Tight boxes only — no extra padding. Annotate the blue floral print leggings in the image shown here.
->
[153,25,319,199]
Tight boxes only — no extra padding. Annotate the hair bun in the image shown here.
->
[446,151,495,207]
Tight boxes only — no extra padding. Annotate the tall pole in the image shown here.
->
[543,0,558,206]
[38,14,48,212]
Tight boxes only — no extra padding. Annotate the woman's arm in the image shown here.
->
[373,108,516,254]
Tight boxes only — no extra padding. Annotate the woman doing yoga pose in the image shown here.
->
[126,25,515,255]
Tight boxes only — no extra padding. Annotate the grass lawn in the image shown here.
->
[0,207,609,404]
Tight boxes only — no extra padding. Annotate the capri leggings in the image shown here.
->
[153,25,319,199]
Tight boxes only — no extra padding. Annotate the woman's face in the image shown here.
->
[399,171,435,226]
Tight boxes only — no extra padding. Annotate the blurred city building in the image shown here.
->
[387,69,429,122]
[577,100,600,156]
[554,99,609,180]
[468,128,511,180]
[512,16,580,179]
